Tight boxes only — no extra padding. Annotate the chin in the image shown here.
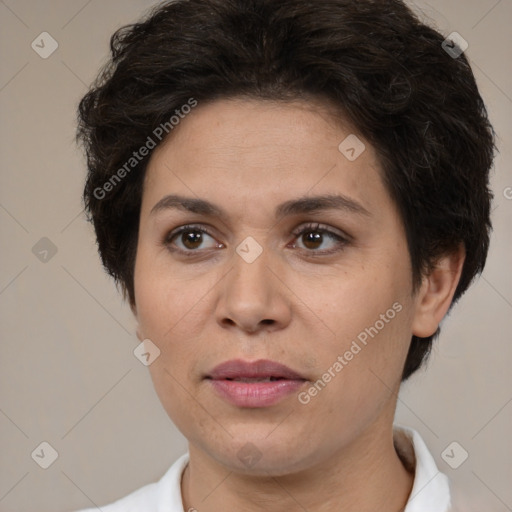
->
[202,433,322,477]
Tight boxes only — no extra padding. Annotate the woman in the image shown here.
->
[75,0,495,510]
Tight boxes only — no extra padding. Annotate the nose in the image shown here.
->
[215,245,292,334]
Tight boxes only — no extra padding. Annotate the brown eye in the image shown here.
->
[164,224,222,254]
[180,230,204,250]
[301,231,324,250]
[291,223,349,254]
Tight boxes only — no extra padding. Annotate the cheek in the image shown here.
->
[134,268,207,429]
[297,305,411,441]
[306,268,413,393]
[133,253,216,396]
[134,246,205,339]
[313,266,405,339]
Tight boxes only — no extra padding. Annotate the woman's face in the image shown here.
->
[132,98,425,475]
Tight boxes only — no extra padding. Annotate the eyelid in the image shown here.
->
[163,221,351,255]
[290,222,350,241]
[165,223,216,239]
[288,222,351,256]
[164,223,221,247]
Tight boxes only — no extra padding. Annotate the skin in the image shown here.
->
[131,98,465,512]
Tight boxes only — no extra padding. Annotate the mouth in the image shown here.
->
[222,376,287,382]
[205,358,307,381]
[205,359,307,408]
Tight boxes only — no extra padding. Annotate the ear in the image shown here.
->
[411,245,466,338]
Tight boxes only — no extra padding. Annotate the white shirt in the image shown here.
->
[75,425,452,511]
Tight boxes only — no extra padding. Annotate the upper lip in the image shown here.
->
[206,359,306,380]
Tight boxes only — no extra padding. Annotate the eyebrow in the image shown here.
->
[150,193,371,220]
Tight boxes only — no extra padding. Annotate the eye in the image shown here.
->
[290,222,349,254]
[164,224,223,255]
[163,222,349,258]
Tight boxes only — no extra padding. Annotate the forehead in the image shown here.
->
[141,98,391,220]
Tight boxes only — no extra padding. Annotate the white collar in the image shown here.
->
[83,425,451,511]
[393,424,451,511]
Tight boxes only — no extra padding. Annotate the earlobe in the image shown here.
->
[411,245,466,338]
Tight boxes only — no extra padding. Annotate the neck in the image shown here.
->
[181,422,414,512]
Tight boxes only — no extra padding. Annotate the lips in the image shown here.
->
[205,359,307,408]
[206,359,306,381]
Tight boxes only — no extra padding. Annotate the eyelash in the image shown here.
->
[163,222,350,258]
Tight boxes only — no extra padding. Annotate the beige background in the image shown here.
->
[0,0,510,510]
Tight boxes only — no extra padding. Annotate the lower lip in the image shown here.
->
[208,379,306,408]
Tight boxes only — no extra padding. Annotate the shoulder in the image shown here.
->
[72,452,189,512]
